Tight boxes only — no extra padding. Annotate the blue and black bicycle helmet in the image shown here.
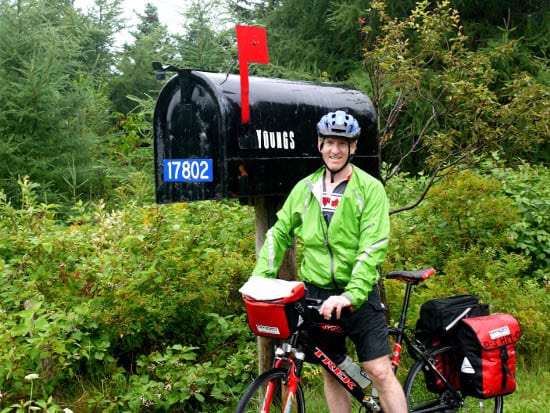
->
[316,110,361,139]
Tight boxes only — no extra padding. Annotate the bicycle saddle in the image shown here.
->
[386,268,436,282]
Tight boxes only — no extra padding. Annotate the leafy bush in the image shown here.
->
[0,253,116,411]
[0,179,256,410]
[489,162,550,280]
[93,315,257,412]
[87,199,255,360]
[386,169,519,270]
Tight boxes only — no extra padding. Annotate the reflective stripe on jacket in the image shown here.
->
[252,165,390,308]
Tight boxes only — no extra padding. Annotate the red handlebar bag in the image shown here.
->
[241,278,305,339]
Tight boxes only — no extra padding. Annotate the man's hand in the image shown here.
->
[319,295,352,320]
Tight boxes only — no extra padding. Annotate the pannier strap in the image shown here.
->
[500,348,513,391]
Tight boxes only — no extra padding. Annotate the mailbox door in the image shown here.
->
[154,73,228,203]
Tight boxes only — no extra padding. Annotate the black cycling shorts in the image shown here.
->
[303,282,390,363]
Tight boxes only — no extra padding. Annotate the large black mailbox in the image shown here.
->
[153,69,379,204]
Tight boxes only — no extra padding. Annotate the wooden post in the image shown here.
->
[254,196,297,374]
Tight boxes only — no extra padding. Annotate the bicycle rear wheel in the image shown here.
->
[235,367,306,413]
[403,346,503,413]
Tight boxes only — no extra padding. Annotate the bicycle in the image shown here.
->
[236,268,504,412]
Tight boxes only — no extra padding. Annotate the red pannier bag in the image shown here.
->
[240,276,306,339]
[456,313,521,398]
[421,335,461,393]
[415,295,489,392]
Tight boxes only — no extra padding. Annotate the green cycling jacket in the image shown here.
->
[252,165,390,308]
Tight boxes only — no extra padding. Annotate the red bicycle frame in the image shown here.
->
[259,357,302,413]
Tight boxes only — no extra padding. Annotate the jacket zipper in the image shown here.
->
[319,214,337,289]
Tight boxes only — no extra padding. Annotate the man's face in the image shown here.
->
[318,136,357,172]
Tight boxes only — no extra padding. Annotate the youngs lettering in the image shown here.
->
[256,130,296,150]
[314,348,357,391]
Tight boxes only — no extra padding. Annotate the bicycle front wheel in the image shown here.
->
[403,346,503,413]
[235,367,306,413]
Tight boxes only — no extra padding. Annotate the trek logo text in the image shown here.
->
[314,347,357,390]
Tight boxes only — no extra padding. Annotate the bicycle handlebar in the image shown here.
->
[303,297,353,323]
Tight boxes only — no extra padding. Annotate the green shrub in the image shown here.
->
[0,179,256,410]
[386,169,519,270]
[98,314,256,412]
[86,200,255,361]
[489,162,550,280]
[0,264,116,409]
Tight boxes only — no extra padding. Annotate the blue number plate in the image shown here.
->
[163,159,214,182]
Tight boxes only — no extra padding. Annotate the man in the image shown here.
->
[252,110,406,412]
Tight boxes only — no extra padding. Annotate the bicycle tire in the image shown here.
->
[403,346,503,413]
[235,367,306,413]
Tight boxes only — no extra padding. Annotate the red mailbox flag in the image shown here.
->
[236,25,269,123]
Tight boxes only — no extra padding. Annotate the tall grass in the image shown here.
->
[504,357,550,413]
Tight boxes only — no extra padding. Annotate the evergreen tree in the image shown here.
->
[109,2,176,114]
[75,0,125,81]
[0,0,112,203]
[172,0,235,73]
[228,0,371,81]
